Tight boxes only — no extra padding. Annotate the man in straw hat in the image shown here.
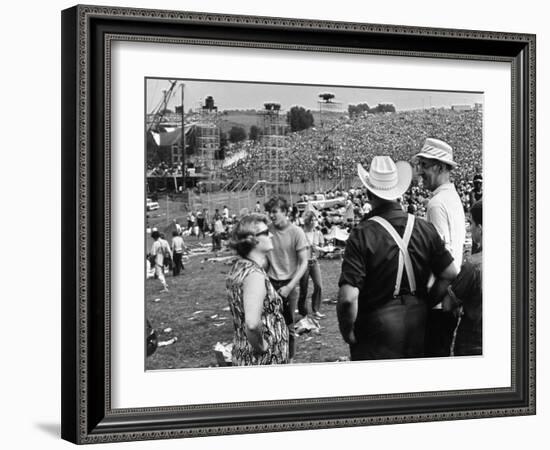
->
[337,156,457,360]
[415,138,466,357]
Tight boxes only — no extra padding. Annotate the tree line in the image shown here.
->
[226,102,396,144]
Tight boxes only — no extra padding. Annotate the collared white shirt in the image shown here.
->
[426,182,465,271]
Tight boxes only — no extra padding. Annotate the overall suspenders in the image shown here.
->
[369,214,417,297]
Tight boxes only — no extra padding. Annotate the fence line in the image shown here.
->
[186,176,361,215]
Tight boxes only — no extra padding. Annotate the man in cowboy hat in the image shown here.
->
[337,156,457,360]
[415,138,466,356]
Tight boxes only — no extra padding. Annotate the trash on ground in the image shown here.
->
[210,314,218,319]
[212,322,226,327]
[295,316,321,335]
[205,255,238,264]
[190,248,210,255]
[213,342,233,366]
[222,306,230,311]
[157,337,178,347]
[193,310,203,315]
[163,327,172,333]
[153,298,161,303]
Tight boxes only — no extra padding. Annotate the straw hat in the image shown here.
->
[415,138,457,168]
[357,156,412,201]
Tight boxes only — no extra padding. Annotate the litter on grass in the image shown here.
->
[295,316,321,335]
[213,342,233,366]
[204,255,238,264]
[157,337,178,347]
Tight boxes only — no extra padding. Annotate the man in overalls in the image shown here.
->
[337,156,458,360]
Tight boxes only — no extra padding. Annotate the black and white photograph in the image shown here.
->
[144,78,484,370]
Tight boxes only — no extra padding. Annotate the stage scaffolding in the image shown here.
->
[258,103,289,188]
[192,99,221,176]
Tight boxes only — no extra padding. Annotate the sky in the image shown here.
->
[146,78,483,115]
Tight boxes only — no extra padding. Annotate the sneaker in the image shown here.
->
[312,311,326,319]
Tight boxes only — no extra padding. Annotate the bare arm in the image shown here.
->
[315,231,325,252]
[242,271,268,354]
[278,247,308,298]
[337,284,359,345]
[428,262,458,308]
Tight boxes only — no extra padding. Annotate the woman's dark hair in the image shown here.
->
[229,213,269,257]
[470,200,482,226]
[172,230,179,237]
[264,196,289,213]
[151,230,160,240]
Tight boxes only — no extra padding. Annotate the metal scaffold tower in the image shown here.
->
[193,96,221,176]
[258,102,289,187]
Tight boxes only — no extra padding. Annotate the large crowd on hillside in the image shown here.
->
[222,108,482,215]
[146,108,482,207]
[225,108,482,183]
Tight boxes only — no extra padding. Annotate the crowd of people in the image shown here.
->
[146,161,183,177]
[147,107,485,366]
[224,108,482,184]
[220,138,482,366]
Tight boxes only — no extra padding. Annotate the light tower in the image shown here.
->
[258,102,289,189]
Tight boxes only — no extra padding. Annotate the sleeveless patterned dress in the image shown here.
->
[226,258,289,365]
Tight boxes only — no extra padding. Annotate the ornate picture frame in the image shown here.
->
[61,5,535,444]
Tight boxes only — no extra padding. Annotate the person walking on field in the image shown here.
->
[150,230,169,292]
[337,156,457,361]
[159,233,172,274]
[264,196,308,362]
[297,211,326,320]
[414,138,466,357]
[171,230,187,276]
[212,213,225,252]
[196,211,206,240]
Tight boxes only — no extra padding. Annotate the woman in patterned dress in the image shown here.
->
[226,214,289,365]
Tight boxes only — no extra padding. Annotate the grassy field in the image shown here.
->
[145,245,349,370]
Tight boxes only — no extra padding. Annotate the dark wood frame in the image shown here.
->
[61,5,536,444]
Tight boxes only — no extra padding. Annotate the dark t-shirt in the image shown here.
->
[450,252,482,355]
[339,202,453,315]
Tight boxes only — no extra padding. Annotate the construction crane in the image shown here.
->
[147,80,178,133]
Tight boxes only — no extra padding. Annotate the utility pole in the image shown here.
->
[180,82,185,193]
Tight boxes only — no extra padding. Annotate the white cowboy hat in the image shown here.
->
[414,138,457,168]
[357,156,412,201]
